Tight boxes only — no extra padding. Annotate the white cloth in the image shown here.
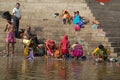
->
[28,50,34,60]
[12,7,21,18]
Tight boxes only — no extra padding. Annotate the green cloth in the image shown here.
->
[92,24,98,29]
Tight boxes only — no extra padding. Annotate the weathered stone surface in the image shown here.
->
[86,0,120,56]
[0,0,116,56]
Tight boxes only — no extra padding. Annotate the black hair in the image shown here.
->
[64,11,68,14]
[75,42,79,44]
[76,11,79,14]
[16,2,20,6]
[98,45,104,50]
[2,11,11,20]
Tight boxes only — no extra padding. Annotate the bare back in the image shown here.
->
[7,22,15,32]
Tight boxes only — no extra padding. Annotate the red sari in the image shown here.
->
[60,35,70,55]
[45,39,56,56]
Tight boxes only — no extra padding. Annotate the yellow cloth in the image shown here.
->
[24,47,29,56]
[92,47,110,58]
[71,44,77,49]
[23,39,31,46]
[93,47,99,55]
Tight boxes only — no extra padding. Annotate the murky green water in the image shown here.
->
[0,56,120,80]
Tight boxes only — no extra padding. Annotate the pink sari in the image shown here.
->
[6,32,16,43]
[71,44,83,58]
[45,39,55,56]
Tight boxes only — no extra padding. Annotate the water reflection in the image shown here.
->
[0,57,120,80]
[5,57,19,80]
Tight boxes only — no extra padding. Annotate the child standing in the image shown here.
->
[4,19,16,57]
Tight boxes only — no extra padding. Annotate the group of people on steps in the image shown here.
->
[2,2,113,63]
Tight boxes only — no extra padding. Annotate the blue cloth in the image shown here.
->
[73,14,83,25]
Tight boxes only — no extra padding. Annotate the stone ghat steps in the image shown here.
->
[105,33,120,37]
[86,0,120,10]
[108,37,120,42]
[112,47,120,53]
[0,28,106,39]
[0,32,108,42]
[111,42,120,47]
[101,22,120,26]
[0,0,114,55]
[0,2,93,18]
[86,0,120,54]
[103,28,120,31]
[0,15,94,24]
[103,29,120,33]
[0,0,86,3]
[0,3,89,9]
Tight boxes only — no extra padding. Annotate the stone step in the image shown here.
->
[101,23,120,27]
[86,0,120,54]
[102,22,120,26]
[0,0,86,3]
[0,26,103,34]
[106,33,120,37]
[108,37,120,42]
[112,47,120,53]
[103,28,120,31]
[104,30,120,33]
[111,42,120,47]
[0,4,89,13]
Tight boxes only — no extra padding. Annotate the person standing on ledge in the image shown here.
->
[12,2,21,38]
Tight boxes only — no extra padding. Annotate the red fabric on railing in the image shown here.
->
[96,0,110,3]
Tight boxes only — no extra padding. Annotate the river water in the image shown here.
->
[0,56,120,80]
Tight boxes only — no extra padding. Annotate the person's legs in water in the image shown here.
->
[7,43,10,56]
[3,43,9,57]
[64,54,69,59]
[103,54,108,61]
[11,43,15,55]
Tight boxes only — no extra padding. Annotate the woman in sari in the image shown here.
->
[93,45,110,62]
[45,39,56,57]
[70,42,84,60]
[60,35,70,59]
[73,11,84,27]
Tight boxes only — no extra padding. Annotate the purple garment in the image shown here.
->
[70,44,83,58]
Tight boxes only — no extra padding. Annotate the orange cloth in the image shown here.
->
[54,49,61,58]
